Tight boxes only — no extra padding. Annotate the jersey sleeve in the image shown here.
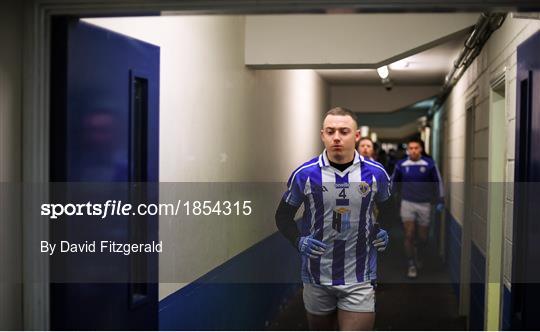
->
[391,162,402,194]
[375,168,391,202]
[282,170,306,207]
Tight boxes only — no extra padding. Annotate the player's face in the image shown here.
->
[321,114,360,163]
[358,139,374,158]
[407,142,422,161]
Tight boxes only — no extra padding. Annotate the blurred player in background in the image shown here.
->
[357,137,375,160]
[391,138,444,278]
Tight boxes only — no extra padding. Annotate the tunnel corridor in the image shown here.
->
[2,1,540,330]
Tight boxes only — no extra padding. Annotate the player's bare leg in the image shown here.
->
[417,224,429,243]
[403,220,416,259]
[415,224,430,268]
[337,309,375,331]
[307,311,337,330]
[403,220,417,277]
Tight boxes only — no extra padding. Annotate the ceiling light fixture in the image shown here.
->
[376,65,392,91]
[376,65,389,79]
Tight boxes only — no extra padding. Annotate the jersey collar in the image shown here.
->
[318,149,363,168]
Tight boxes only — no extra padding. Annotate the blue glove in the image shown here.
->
[298,235,327,259]
[372,228,389,252]
[435,203,444,213]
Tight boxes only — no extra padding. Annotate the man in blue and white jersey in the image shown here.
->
[275,107,391,330]
[391,138,444,278]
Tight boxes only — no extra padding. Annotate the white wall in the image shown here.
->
[442,15,540,291]
[250,69,327,180]
[0,0,22,329]
[84,16,327,300]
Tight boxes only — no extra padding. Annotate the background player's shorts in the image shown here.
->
[400,200,432,226]
[302,281,375,315]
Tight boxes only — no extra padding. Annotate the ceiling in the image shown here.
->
[317,27,473,141]
[316,28,470,85]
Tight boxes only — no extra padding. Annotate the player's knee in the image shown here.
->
[403,227,415,240]
[404,232,415,242]
[417,229,429,242]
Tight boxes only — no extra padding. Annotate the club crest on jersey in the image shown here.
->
[420,166,426,173]
[358,181,371,198]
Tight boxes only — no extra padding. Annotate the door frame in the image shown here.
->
[484,71,507,330]
[459,94,476,321]
[22,1,540,329]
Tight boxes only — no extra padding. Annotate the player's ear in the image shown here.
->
[320,129,324,141]
[355,130,360,142]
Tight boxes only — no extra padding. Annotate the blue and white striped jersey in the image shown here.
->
[391,156,444,203]
[283,150,391,285]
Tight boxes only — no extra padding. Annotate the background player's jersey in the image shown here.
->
[391,156,444,203]
[283,150,391,285]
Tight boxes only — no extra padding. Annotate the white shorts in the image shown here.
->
[302,281,375,315]
[400,200,432,226]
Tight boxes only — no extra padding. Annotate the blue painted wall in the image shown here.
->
[159,232,302,330]
[469,242,486,331]
[446,211,462,298]
[445,211,491,330]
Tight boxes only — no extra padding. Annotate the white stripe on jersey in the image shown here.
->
[305,177,316,283]
[401,159,429,167]
[363,174,376,281]
[319,167,335,285]
[344,165,362,284]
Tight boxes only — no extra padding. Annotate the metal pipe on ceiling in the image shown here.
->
[429,12,506,116]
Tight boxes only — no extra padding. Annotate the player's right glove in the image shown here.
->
[297,235,327,259]
[372,228,389,252]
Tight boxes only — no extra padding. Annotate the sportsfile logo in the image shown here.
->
[40,200,175,220]
[41,200,253,220]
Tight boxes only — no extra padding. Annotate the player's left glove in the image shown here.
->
[372,228,389,252]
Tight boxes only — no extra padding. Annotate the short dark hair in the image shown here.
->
[323,107,358,128]
[407,137,424,148]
